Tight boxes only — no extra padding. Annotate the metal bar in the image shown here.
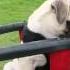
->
[0,22,26,34]
[0,39,70,61]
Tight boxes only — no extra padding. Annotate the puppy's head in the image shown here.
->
[51,0,70,38]
[48,0,70,38]
[28,0,70,39]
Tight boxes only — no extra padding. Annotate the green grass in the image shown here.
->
[0,0,45,70]
[0,0,45,45]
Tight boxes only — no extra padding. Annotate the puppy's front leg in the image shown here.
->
[3,54,47,70]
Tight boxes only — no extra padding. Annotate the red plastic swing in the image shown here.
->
[18,29,70,70]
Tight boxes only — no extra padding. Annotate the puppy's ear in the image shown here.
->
[54,0,68,24]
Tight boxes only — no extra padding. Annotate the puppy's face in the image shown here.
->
[39,0,70,38]
[28,0,70,39]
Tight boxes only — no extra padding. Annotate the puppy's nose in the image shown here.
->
[59,21,70,38]
[66,20,70,30]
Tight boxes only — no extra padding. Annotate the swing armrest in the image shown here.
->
[0,39,70,61]
[0,22,26,34]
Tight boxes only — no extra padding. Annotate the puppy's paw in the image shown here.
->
[3,62,14,70]
[31,54,47,68]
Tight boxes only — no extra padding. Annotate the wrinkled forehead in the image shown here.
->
[48,0,70,21]
[49,0,70,5]
[50,0,70,12]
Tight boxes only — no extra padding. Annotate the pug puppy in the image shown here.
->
[3,0,70,70]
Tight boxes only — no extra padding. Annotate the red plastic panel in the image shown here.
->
[50,50,70,70]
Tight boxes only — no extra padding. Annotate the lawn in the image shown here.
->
[0,0,45,69]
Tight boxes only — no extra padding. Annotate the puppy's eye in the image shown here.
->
[51,5,55,10]
[51,4,56,13]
